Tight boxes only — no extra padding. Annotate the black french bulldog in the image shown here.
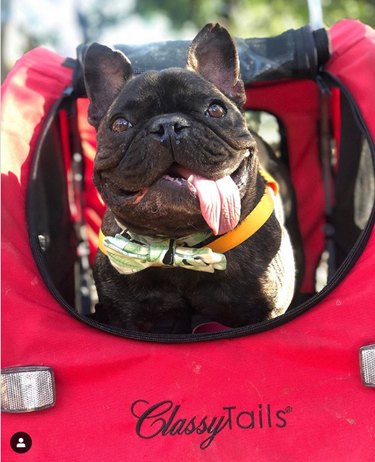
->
[83,23,297,333]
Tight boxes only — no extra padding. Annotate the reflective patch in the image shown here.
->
[359,344,375,387]
[1,366,56,413]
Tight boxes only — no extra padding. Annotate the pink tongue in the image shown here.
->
[189,174,241,235]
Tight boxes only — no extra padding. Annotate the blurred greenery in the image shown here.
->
[76,0,131,42]
[135,0,375,35]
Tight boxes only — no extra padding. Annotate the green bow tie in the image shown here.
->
[99,231,227,274]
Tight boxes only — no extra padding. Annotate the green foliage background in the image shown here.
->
[135,0,375,36]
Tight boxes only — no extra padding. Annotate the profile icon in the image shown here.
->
[10,432,32,453]
[16,437,26,448]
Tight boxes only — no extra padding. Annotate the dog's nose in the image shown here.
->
[148,115,190,143]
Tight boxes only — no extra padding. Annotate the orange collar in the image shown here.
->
[205,169,278,253]
[98,170,278,255]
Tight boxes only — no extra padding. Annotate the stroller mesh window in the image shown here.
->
[354,139,374,230]
[245,112,283,158]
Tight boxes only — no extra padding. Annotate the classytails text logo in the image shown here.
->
[131,399,293,450]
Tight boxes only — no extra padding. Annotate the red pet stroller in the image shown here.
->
[2,18,374,461]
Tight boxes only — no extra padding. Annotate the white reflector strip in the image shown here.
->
[360,344,375,387]
[1,366,56,413]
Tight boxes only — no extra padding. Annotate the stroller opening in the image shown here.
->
[6,20,374,342]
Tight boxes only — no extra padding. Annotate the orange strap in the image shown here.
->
[207,170,277,253]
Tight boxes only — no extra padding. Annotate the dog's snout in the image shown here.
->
[149,115,190,142]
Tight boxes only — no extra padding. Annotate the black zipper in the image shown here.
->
[27,74,375,344]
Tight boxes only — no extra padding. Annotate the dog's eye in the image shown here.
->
[111,117,133,133]
[205,103,226,118]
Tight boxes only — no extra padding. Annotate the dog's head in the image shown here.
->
[84,23,257,237]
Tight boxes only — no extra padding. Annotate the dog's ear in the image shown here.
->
[83,43,132,127]
[187,23,245,106]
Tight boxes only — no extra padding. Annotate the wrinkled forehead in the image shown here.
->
[111,68,229,114]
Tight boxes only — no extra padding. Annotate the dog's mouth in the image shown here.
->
[102,155,250,235]
[108,164,194,201]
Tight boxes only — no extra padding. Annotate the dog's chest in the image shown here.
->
[260,193,295,318]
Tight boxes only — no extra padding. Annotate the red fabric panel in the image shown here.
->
[327,19,375,142]
[245,80,325,292]
[76,98,106,263]
[330,88,341,169]
[2,22,375,461]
